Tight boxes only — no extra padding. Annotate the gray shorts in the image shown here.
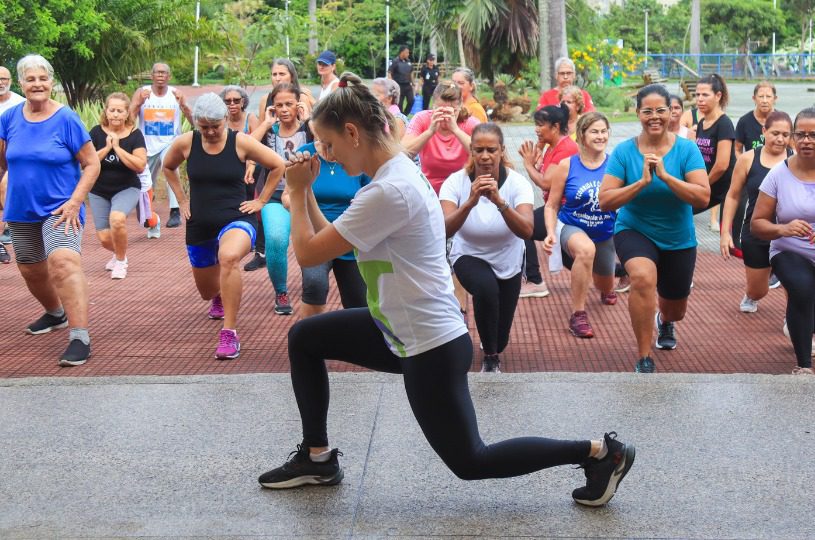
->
[8,214,83,264]
[88,188,140,230]
[560,224,616,277]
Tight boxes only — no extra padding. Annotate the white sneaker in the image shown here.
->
[111,259,128,279]
[739,295,758,313]
[105,254,117,271]
[147,215,161,239]
[519,280,550,298]
[783,319,789,338]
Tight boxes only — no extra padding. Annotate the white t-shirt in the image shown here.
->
[333,152,468,357]
[0,92,24,116]
[137,85,182,156]
[439,168,534,279]
[318,78,339,101]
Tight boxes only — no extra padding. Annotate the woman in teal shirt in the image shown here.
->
[599,84,709,374]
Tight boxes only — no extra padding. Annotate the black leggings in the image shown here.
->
[288,308,591,479]
[398,83,415,115]
[771,251,815,368]
[454,256,521,355]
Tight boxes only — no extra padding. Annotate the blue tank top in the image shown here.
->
[557,154,616,242]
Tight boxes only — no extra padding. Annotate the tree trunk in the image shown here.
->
[548,0,567,82]
[690,0,700,67]
[539,0,551,91]
[308,0,317,55]
[457,14,466,68]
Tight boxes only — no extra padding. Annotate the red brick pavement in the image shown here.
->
[0,201,796,378]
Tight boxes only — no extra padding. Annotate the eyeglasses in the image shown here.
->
[557,71,575,77]
[223,98,242,105]
[793,131,815,141]
[639,107,669,117]
[0,78,10,83]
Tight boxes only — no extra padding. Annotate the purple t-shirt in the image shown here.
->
[758,160,815,264]
[0,103,91,223]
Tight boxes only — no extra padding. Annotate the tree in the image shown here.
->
[702,0,783,54]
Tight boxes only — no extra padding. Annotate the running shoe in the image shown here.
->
[739,294,758,313]
[215,329,240,360]
[481,354,501,373]
[105,254,117,271]
[769,274,781,289]
[166,207,181,228]
[634,356,656,373]
[274,292,293,315]
[0,226,10,244]
[519,280,550,298]
[614,275,631,293]
[572,432,636,507]
[0,243,9,264]
[600,291,618,305]
[208,294,225,320]
[243,252,266,272]
[258,445,344,489]
[569,311,594,339]
[59,339,91,367]
[792,366,814,375]
[783,319,789,338]
[147,215,161,239]
[111,259,128,280]
[26,312,69,335]
[655,312,677,350]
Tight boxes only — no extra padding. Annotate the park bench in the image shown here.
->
[680,79,698,104]
[640,68,668,87]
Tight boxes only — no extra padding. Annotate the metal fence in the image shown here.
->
[641,53,815,80]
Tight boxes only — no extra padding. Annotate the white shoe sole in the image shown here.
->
[26,321,69,335]
[519,290,550,298]
[259,469,344,489]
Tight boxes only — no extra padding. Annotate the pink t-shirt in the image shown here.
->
[537,87,595,113]
[406,110,480,193]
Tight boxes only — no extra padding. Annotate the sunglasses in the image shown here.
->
[223,98,242,105]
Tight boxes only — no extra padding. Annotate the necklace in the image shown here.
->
[327,161,336,175]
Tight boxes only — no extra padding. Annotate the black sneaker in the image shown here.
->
[258,445,344,489]
[572,432,635,507]
[655,312,677,350]
[634,356,656,373]
[244,252,266,272]
[481,354,501,373]
[274,292,293,315]
[0,226,11,244]
[59,339,91,366]
[0,243,9,264]
[26,312,69,335]
[166,207,181,228]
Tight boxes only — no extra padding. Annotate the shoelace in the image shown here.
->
[660,320,675,339]
[573,313,591,333]
[218,330,235,348]
[277,293,290,306]
[212,296,223,310]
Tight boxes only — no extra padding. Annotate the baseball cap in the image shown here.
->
[317,50,337,65]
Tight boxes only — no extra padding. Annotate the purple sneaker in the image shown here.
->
[215,329,240,360]
[208,294,224,320]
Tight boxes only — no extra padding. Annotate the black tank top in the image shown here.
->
[186,130,254,243]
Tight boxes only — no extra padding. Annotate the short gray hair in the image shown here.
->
[554,57,576,73]
[192,92,227,122]
[219,85,249,111]
[17,54,54,82]
[372,77,400,105]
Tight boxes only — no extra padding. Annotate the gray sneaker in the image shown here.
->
[147,215,161,239]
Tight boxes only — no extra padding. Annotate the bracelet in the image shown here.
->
[497,201,510,213]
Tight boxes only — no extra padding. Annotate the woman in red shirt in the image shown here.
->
[518,104,579,298]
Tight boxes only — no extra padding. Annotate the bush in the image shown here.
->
[589,85,633,113]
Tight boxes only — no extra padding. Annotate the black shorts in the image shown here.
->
[614,228,696,300]
[740,228,770,269]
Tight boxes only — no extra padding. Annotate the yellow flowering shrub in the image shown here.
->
[570,42,642,86]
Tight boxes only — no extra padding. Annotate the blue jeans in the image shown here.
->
[261,202,290,294]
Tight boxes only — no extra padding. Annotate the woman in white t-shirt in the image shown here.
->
[439,124,533,373]
[255,73,635,508]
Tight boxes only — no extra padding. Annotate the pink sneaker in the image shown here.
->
[215,329,240,360]
[601,291,618,305]
[519,280,550,298]
[208,294,225,320]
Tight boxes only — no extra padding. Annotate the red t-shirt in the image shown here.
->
[539,136,579,202]
[537,87,595,112]
[406,110,481,193]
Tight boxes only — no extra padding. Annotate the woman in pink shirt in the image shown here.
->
[403,83,480,194]
[517,104,579,298]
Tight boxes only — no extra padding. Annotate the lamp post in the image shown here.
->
[644,9,649,67]
[772,0,776,56]
[285,0,290,58]
[192,0,200,87]
[385,0,390,75]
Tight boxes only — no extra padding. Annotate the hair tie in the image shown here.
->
[338,79,348,88]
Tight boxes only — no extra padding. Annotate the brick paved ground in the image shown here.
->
[0,120,799,378]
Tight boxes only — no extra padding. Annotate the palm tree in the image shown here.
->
[308,0,317,55]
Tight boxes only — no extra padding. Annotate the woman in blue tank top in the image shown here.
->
[543,112,618,339]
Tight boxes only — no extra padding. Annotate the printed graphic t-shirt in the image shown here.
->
[695,114,736,204]
[333,152,468,357]
[138,86,182,156]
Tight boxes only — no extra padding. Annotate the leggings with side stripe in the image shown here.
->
[288,307,591,479]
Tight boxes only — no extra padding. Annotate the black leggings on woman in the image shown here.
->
[288,308,591,480]
[771,251,815,368]
[454,256,522,355]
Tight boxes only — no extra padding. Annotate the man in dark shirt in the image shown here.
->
[388,45,415,115]
[419,54,440,111]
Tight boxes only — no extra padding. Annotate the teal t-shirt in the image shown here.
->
[605,136,706,250]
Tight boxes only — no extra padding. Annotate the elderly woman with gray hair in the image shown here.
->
[0,54,100,367]
[162,93,286,360]
[371,77,408,139]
